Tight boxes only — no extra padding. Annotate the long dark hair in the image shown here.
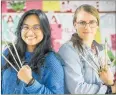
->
[71,4,100,53]
[2,9,52,74]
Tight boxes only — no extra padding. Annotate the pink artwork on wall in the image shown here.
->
[26,0,42,11]
[50,24,62,52]
[1,1,7,13]
[111,34,116,50]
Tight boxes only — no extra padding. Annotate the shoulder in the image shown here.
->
[59,41,76,52]
[93,40,104,51]
[2,48,9,56]
[93,40,105,56]
[58,41,79,59]
[45,51,64,69]
[2,48,9,66]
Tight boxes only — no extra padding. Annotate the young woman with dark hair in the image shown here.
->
[2,9,64,94]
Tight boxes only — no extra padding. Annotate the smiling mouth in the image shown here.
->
[83,32,92,34]
[26,37,36,40]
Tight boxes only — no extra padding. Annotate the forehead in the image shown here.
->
[76,10,97,22]
[23,15,40,25]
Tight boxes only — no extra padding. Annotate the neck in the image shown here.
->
[83,39,93,47]
[27,45,36,52]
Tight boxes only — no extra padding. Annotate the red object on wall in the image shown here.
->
[1,1,7,13]
[111,34,116,50]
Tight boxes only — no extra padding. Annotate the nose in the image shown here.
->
[27,28,34,35]
[84,24,90,29]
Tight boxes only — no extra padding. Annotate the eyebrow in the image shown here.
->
[22,24,40,26]
[79,20,97,22]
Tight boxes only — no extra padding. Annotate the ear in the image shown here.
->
[74,22,77,29]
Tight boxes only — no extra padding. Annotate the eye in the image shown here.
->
[79,21,86,25]
[22,25,29,30]
[33,25,41,30]
[89,20,97,24]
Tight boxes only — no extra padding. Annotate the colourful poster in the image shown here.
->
[60,1,96,12]
[95,28,102,43]
[2,14,22,42]
[42,1,60,11]
[50,24,62,52]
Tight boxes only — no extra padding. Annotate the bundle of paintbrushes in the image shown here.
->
[2,31,23,72]
[98,38,114,85]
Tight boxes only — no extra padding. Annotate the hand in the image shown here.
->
[99,66,114,85]
[17,65,33,84]
[111,81,116,93]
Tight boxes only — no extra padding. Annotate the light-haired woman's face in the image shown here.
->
[21,15,43,51]
[74,10,98,41]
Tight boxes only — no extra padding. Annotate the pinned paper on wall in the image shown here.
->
[2,14,22,42]
[95,28,102,44]
[50,24,62,52]
[99,1,116,12]
[2,1,7,13]
[49,14,62,51]
[42,1,60,11]
[111,34,116,50]
[60,1,97,12]
[60,1,72,12]
[6,1,26,12]
[26,0,42,11]
[50,24,62,39]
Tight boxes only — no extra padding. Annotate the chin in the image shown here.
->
[83,37,93,41]
[28,44,36,46]
[26,42,38,46]
[25,40,38,45]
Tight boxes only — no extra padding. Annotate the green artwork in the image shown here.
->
[9,1,25,12]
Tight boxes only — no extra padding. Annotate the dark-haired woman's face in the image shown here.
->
[21,15,43,52]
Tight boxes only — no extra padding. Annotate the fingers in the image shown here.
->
[20,65,31,70]
[18,65,31,76]
[99,65,108,73]
[99,68,114,85]
[17,65,32,84]
[24,65,30,69]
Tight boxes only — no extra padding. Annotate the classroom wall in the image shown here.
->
[1,0,116,54]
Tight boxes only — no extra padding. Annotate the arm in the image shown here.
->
[58,43,107,94]
[24,80,55,94]
[18,52,64,94]
[1,48,9,94]
[98,49,116,93]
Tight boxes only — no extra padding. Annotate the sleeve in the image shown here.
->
[24,53,64,94]
[24,80,54,94]
[2,48,9,67]
[58,44,107,94]
[1,48,9,94]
